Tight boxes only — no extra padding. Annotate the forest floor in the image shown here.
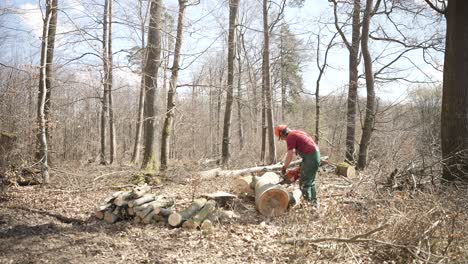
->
[0,161,467,264]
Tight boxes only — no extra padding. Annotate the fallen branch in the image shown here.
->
[199,160,303,179]
[281,223,389,245]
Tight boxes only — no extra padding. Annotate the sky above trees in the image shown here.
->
[3,0,445,101]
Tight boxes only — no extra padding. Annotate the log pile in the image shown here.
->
[94,185,222,231]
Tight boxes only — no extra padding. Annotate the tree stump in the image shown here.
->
[335,162,356,178]
[255,172,289,216]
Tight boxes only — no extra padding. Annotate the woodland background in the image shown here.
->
[0,0,467,263]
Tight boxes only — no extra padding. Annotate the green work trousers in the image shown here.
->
[299,149,320,203]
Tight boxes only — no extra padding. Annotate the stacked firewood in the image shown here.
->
[94,185,234,231]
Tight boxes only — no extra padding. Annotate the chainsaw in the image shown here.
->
[281,166,301,184]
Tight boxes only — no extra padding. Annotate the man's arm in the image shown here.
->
[283,150,294,168]
[281,149,294,175]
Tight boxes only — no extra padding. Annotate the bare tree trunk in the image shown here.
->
[141,0,162,171]
[441,0,468,181]
[100,0,110,165]
[263,0,276,164]
[160,0,186,171]
[37,0,56,184]
[357,0,379,170]
[44,0,57,164]
[236,35,244,150]
[260,85,266,162]
[221,0,239,165]
[332,0,361,164]
[108,0,117,164]
[216,72,222,157]
[131,0,148,164]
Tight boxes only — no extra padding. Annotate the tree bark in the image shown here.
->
[441,1,468,181]
[182,199,216,230]
[262,0,276,164]
[37,0,56,184]
[107,0,117,164]
[130,0,149,164]
[141,0,162,171]
[161,0,186,171]
[332,0,361,164]
[236,36,244,150]
[357,0,378,170]
[168,198,207,227]
[44,0,57,162]
[221,0,239,165]
[100,0,110,165]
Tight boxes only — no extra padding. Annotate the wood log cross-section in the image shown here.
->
[168,198,207,227]
[182,199,217,230]
[255,172,289,216]
[335,162,356,178]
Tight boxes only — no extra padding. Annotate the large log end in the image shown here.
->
[336,162,356,178]
[168,213,183,227]
[256,188,289,216]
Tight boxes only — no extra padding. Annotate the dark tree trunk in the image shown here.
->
[236,36,244,150]
[108,0,117,164]
[44,0,57,162]
[131,0,148,164]
[160,0,186,171]
[221,0,239,165]
[141,0,162,171]
[100,0,110,165]
[345,0,361,164]
[262,0,276,164]
[441,0,468,181]
[357,0,379,170]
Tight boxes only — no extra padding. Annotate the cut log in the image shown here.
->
[133,215,142,224]
[200,219,214,233]
[142,210,156,224]
[288,189,302,208]
[114,191,133,206]
[158,208,172,218]
[128,207,135,216]
[131,184,151,198]
[231,175,254,195]
[199,160,303,179]
[183,200,217,230]
[103,191,124,204]
[335,162,356,178]
[255,172,289,216]
[129,194,156,208]
[104,206,121,224]
[135,205,154,219]
[94,203,113,219]
[168,198,207,227]
[201,191,236,207]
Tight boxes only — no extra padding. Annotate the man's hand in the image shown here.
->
[281,166,287,175]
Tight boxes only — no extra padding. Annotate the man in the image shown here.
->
[275,124,320,208]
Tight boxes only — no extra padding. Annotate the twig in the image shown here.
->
[6,206,86,225]
[281,222,389,244]
[93,170,133,182]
